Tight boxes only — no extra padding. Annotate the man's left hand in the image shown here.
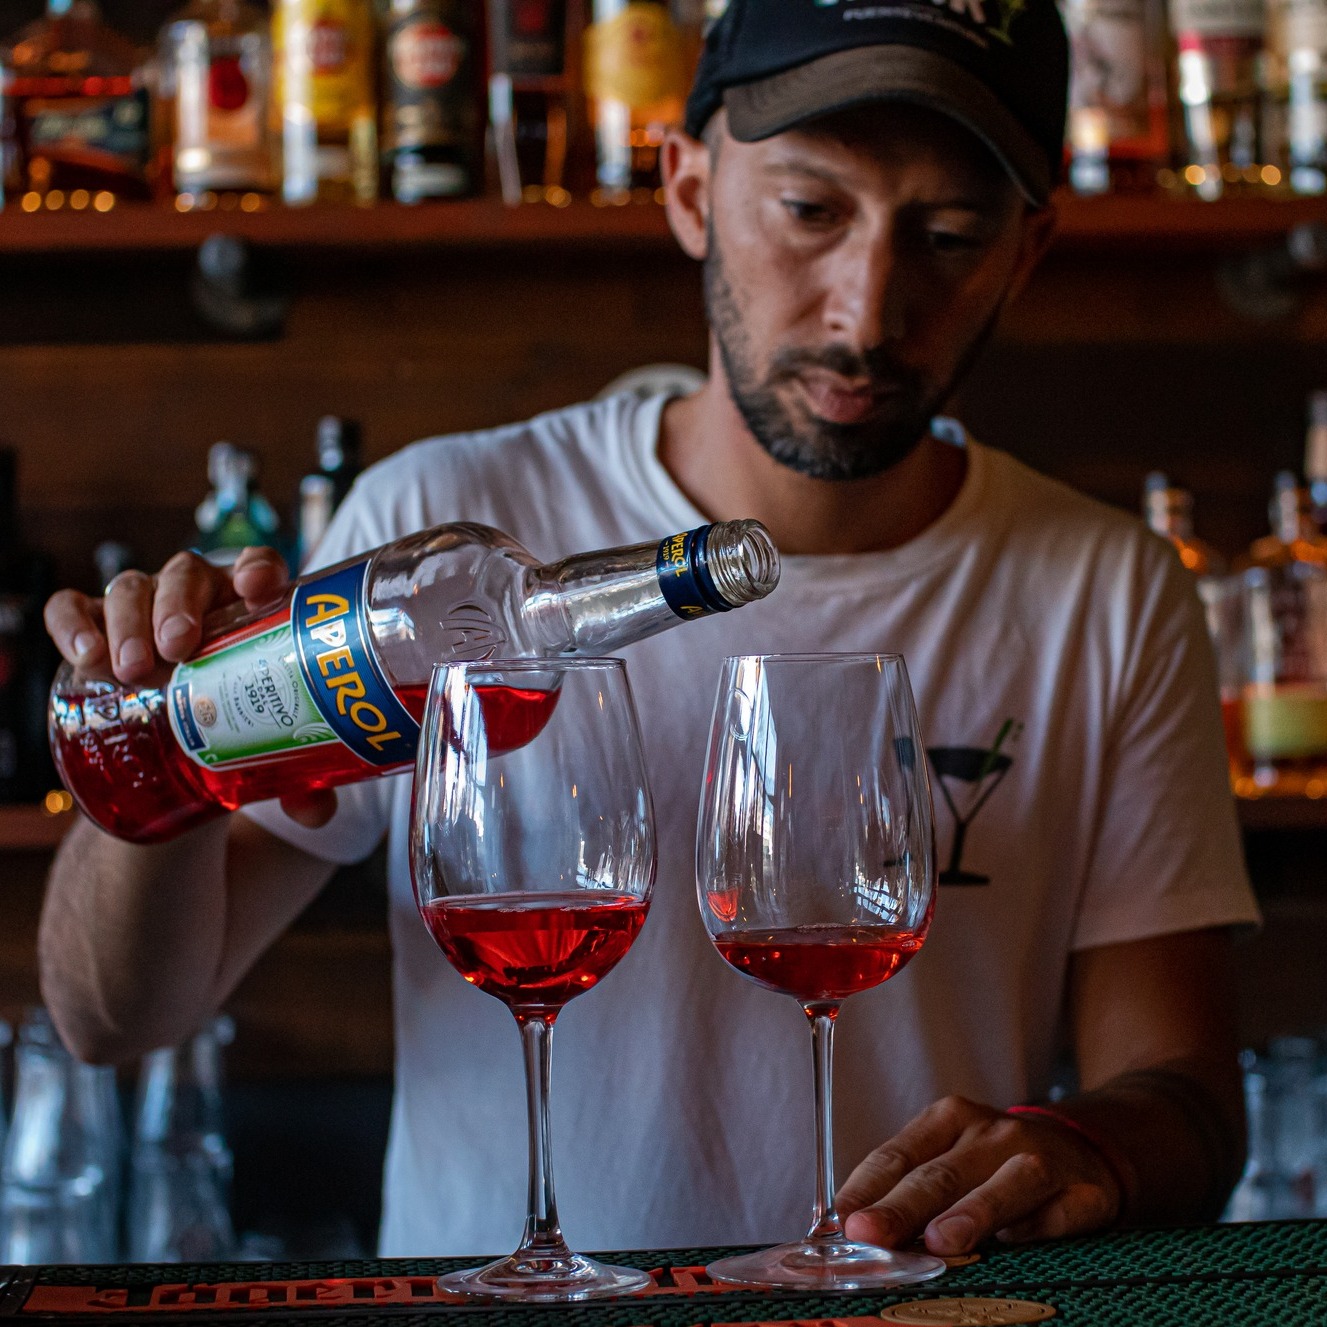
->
[836,1095,1121,1256]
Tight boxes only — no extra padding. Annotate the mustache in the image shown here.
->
[766,343,923,395]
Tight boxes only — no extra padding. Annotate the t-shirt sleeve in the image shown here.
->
[238,476,396,866]
[1070,544,1260,950]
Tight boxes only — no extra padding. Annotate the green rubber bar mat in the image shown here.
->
[4,1222,1327,1324]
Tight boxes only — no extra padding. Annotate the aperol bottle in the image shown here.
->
[49,520,780,843]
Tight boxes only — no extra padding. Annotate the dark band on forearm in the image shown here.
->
[1095,1066,1244,1221]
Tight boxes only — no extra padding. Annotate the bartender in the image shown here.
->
[40,0,1258,1260]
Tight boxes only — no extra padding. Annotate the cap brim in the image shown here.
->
[723,45,1051,206]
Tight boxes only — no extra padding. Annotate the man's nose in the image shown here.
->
[822,229,906,351]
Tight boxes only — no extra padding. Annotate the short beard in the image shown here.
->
[703,224,999,482]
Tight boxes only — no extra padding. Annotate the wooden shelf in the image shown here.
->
[0,195,675,255]
[0,191,1321,257]
[0,803,74,851]
[1238,797,1327,832]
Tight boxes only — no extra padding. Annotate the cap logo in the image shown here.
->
[811,0,1029,46]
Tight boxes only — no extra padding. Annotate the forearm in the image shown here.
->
[39,814,234,1063]
[1045,1055,1246,1225]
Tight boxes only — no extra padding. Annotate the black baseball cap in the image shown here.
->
[685,0,1069,206]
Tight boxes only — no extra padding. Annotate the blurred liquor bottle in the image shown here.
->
[487,0,570,204]
[1241,473,1327,795]
[1303,390,1327,529]
[1168,0,1268,197]
[1061,0,1171,193]
[295,415,363,567]
[273,0,378,205]
[316,413,363,506]
[0,449,56,805]
[3,0,153,204]
[158,0,277,204]
[1142,472,1225,573]
[381,0,482,202]
[1140,473,1245,788]
[1263,0,1327,193]
[194,441,285,566]
[583,0,689,200]
[1246,470,1327,567]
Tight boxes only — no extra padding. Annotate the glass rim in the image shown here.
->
[429,656,627,680]
[721,651,906,665]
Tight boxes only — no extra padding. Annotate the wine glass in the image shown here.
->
[696,653,943,1291]
[410,657,656,1301]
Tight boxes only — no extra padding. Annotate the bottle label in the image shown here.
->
[167,619,340,771]
[276,1,373,135]
[1170,0,1266,39]
[584,3,688,107]
[385,10,475,156]
[391,19,464,89]
[209,59,263,148]
[490,0,567,77]
[384,4,477,165]
[167,558,420,772]
[174,34,269,191]
[290,559,420,766]
[656,527,731,620]
[23,88,151,178]
[1064,0,1151,138]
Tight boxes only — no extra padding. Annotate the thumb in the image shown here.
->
[279,788,338,829]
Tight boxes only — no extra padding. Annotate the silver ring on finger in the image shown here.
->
[104,570,150,595]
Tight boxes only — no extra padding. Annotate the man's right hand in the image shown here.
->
[42,546,335,828]
[44,545,288,685]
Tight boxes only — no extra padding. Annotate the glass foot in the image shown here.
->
[707,1239,947,1291]
[439,1252,652,1302]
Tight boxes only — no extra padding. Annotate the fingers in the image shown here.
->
[46,547,288,686]
[230,546,291,611]
[278,789,338,829]
[45,590,108,669]
[844,1150,977,1250]
[151,553,221,663]
[838,1096,978,1222]
[102,570,160,683]
[840,1101,1121,1255]
[921,1151,1060,1255]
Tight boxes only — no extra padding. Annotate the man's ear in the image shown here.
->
[662,126,711,261]
[1005,201,1058,304]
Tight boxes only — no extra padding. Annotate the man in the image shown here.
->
[41,0,1257,1260]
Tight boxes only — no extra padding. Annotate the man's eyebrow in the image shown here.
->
[758,158,1013,213]
[759,158,849,188]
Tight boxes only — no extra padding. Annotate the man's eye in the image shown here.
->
[926,229,985,253]
[781,198,838,225]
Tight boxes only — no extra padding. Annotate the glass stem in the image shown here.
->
[514,1011,573,1265]
[806,1004,845,1243]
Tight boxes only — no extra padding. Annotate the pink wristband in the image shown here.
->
[1004,1103,1138,1217]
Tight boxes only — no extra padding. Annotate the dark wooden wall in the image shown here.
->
[0,242,711,588]
[3,235,1325,592]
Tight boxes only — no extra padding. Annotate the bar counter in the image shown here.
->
[2,1220,1324,1325]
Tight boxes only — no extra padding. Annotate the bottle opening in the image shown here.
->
[706,520,780,608]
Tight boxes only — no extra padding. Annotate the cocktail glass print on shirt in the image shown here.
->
[927,719,1022,885]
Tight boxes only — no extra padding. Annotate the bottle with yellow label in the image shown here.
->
[273,0,377,205]
[583,0,690,200]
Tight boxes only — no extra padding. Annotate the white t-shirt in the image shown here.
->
[245,392,1258,1257]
